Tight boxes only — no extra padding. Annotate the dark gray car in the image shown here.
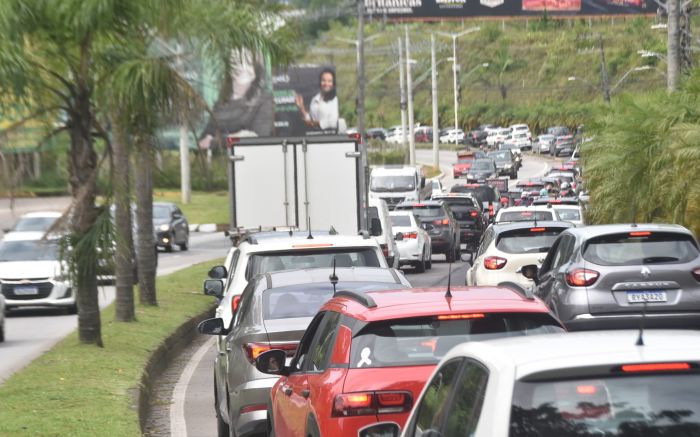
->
[198,267,410,437]
[395,200,462,262]
[153,202,189,251]
[487,150,518,179]
[466,158,497,182]
[521,224,700,331]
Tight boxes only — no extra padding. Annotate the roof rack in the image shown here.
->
[497,281,535,300]
[225,225,340,246]
[334,290,377,308]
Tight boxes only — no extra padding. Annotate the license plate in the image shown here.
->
[14,286,39,296]
[627,291,667,303]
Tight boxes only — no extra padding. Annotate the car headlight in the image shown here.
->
[159,224,170,232]
[504,164,512,168]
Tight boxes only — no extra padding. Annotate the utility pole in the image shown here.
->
[357,0,368,231]
[398,38,408,153]
[405,26,416,166]
[667,0,681,92]
[431,33,439,170]
[598,35,611,104]
[451,35,459,130]
[176,43,191,204]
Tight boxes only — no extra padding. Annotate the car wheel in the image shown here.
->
[306,416,321,437]
[66,303,78,315]
[215,383,230,437]
[164,244,173,253]
[179,234,189,251]
[426,246,433,269]
[415,253,426,273]
[0,321,4,342]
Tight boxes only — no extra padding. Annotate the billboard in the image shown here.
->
[364,0,654,18]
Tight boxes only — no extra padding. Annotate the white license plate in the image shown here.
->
[627,291,667,303]
[14,286,38,296]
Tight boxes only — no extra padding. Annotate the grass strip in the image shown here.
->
[153,190,229,225]
[0,259,221,437]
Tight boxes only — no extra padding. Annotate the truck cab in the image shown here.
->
[369,166,430,210]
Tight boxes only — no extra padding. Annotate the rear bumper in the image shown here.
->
[566,312,700,331]
[396,240,423,264]
[231,377,279,437]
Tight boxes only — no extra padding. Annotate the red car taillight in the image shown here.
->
[404,232,418,239]
[470,211,479,217]
[433,219,449,226]
[692,268,700,282]
[566,269,599,287]
[380,244,389,258]
[332,391,412,417]
[243,342,297,364]
[232,295,241,314]
[484,256,507,270]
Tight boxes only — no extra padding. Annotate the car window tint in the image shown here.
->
[556,208,581,221]
[263,287,334,320]
[290,312,326,373]
[308,311,341,372]
[412,359,463,437]
[496,228,567,254]
[396,205,445,219]
[538,237,562,275]
[227,250,240,284]
[247,249,382,279]
[498,211,554,222]
[390,215,412,227]
[583,232,699,266]
[445,360,489,435]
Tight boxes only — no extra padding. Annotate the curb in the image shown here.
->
[189,224,228,233]
[137,304,216,433]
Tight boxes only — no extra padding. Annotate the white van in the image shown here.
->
[369,165,430,210]
[368,197,399,268]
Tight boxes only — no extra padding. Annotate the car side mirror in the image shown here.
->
[394,232,404,241]
[197,318,228,336]
[460,252,473,263]
[208,265,228,279]
[203,279,224,298]
[255,349,288,376]
[359,423,400,437]
[521,264,540,284]
[370,218,382,237]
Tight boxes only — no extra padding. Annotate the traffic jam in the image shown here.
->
[196,128,700,437]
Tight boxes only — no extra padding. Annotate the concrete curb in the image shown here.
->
[137,304,216,433]
[189,224,228,233]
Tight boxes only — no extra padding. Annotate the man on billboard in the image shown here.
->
[295,68,339,132]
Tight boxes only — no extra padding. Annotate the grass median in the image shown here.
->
[153,190,229,225]
[0,259,222,437]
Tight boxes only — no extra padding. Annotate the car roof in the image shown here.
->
[322,286,553,323]
[1,232,57,242]
[20,211,62,218]
[396,200,444,207]
[257,267,406,290]
[443,330,700,380]
[371,166,417,175]
[490,220,573,234]
[563,223,692,239]
[237,234,382,253]
[498,205,557,213]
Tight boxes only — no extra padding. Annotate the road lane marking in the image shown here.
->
[170,336,216,437]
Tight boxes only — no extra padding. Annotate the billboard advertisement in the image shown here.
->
[364,0,654,18]
[199,55,340,148]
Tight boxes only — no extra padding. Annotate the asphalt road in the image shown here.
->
[0,232,231,383]
[155,150,560,437]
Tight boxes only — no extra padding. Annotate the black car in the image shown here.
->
[487,150,518,179]
[450,183,502,223]
[153,202,189,251]
[465,158,497,182]
[432,194,486,254]
[366,128,387,141]
[395,200,461,262]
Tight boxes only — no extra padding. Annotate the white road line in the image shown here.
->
[170,336,216,437]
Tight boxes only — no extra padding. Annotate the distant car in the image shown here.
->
[546,125,570,137]
[509,123,532,141]
[366,128,387,140]
[395,200,461,262]
[0,233,76,314]
[465,158,498,182]
[368,198,400,268]
[429,179,444,197]
[467,221,573,288]
[551,135,574,156]
[390,211,432,272]
[450,183,502,222]
[440,128,465,144]
[495,206,558,223]
[414,126,432,143]
[531,197,584,226]
[432,193,485,254]
[257,286,565,437]
[3,211,62,235]
[393,330,700,437]
[504,132,532,151]
[487,128,510,147]
[535,134,555,153]
[487,150,518,179]
[153,202,189,252]
[522,224,700,331]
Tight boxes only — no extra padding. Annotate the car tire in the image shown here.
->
[179,234,189,251]
[164,244,173,253]
[426,246,433,269]
[66,303,78,315]
[415,254,426,273]
[306,416,321,437]
[0,322,4,342]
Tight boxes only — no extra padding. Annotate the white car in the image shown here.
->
[509,123,532,140]
[439,129,465,144]
[385,126,405,144]
[0,232,75,313]
[3,211,62,236]
[550,204,584,226]
[368,197,399,268]
[466,221,572,287]
[536,134,555,153]
[494,205,558,223]
[487,128,510,147]
[504,132,532,151]
[429,179,444,198]
[389,211,432,272]
[392,329,700,437]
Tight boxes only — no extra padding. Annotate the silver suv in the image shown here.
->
[198,266,410,437]
[521,224,700,330]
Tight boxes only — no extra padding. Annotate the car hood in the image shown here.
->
[0,260,62,280]
[153,218,171,227]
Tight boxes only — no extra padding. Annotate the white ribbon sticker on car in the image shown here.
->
[356,347,372,368]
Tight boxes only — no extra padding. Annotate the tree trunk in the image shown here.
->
[667,0,681,92]
[112,116,136,321]
[68,87,102,347]
[134,136,157,306]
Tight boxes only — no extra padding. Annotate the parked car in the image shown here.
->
[368,197,400,268]
[153,202,189,251]
[439,128,465,144]
[504,132,532,151]
[487,149,518,179]
[389,211,432,272]
[2,211,62,236]
[546,125,570,137]
[509,123,532,141]
[197,267,410,437]
[395,200,461,262]
[535,134,555,153]
[467,221,573,288]
[486,128,510,147]
[521,223,700,331]
[386,330,700,437]
[551,134,574,156]
[432,193,485,254]
[414,126,432,143]
[366,128,387,141]
[0,232,76,314]
[256,286,565,437]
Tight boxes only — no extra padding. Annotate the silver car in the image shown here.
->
[198,267,410,437]
[522,223,700,330]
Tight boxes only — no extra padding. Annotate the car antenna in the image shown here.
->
[307,217,313,239]
[445,262,453,298]
[534,214,538,227]
[636,302,647,346]
[330,258,338,295]
[289,228,293,237]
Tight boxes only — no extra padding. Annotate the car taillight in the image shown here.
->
[243,342,298,364]
[332,391,412,417]
[484,256,507,270]
[566,269,599,287]
[404,232,418,239]
[621,362,692,373]
[232,295,241,313]
[693,268,700,282]
[433,219,449,226]
[488,204,494,216]
[380,244,389,258]
[470,211,479,217]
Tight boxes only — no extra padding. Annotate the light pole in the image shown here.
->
[609,66,655,94]
[436,27,480,130]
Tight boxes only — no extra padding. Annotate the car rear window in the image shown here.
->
[247,249,382,280]
[510,373,700,437]
[390,215,412,227]
[13,217,57,232]
[583,232,699,266]
[349,313,563,368]
[396,205,445,219]
[450,186,498,203]
[498,211,554,222]
[435,197,477,208]
[263,288,333,320]
[555,208,581,221]
[496,228,567,254]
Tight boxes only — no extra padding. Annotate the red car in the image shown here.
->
[255,286,564,436]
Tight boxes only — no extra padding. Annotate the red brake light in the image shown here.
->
[621,362,691,373]
[438,313,486,320]
[566,268,599,287]
[243,342,297,364]
[415,203,426,207]
[530,227,545,232]
[232,295,241,313]
[484,256,507,270]
[470,211,479,217]
[629,231,651,237]
[404,232,418,239]
[292,243,334,248]
[380,244,389,258]
[333,391,412,417]
[576,385,598,395]
[433,219,449,225]
[521,212,533,217]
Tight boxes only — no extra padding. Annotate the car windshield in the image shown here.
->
[488,151,510,161]
[247,248,382,280]
[472,160,493,171]
[370,175,416,192]
[496,228,566,254]
[510,373,700,437]
[396,205,444,219]
[450,186,498,203]
[153,205,171,219]
[556,208,581,221]
[13,217,58,232]
[350,313,563,368]
[583,232,699,266]
[0,240,60,262]
[499,211,554,222]
[390,215,412,227]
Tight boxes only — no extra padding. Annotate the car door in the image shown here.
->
[537,236,574,311]
[172,207,186,242]
[470,228,494,284]
[442,360,489,436]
